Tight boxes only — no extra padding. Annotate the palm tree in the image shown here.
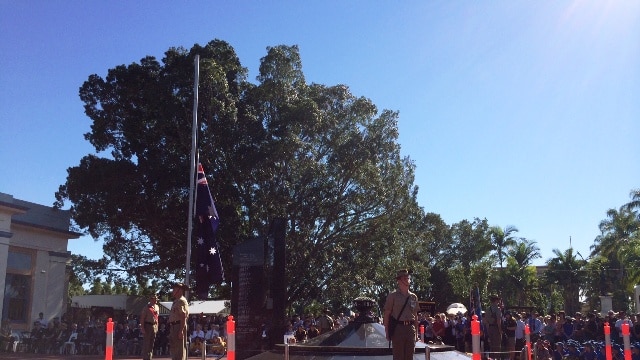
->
[501,239,541,306]
[590,206,639,302]
[489,225,519,268]
[624,189,640,216]
[591,207,638,258]
[587,191,640,310]
[509,239,541,268]
[582,255,618,309]
[544,248,587,315]
[621,189,640,293]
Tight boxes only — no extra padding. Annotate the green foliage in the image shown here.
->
[67,257,87,298]
[496,240,541,307]
[300,300,324,318]
[489,225,519,268]
[498,257,539,306]
[88,278,103,295]
[546,288,564,314]
[449,218,492,268]
[582,190,640,311]
[542,248,587,314]
[448,260,493,305]
[57,39,423,307]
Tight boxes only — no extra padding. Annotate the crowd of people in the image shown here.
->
[0,313,107,355]
[113,311,230,357]
[183,313,228,356]
[414,305,640,360]
[0,309,231,356]
[4,297,640,360]
[281,310,352,343]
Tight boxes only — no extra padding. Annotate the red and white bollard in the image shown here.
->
[525,324,531,360]
[105,318,114,360]
[471,315,481,360]
[604,322,612,360]
[622,322,631,360]
[227,315,236,360]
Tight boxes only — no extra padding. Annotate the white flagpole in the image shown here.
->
[185,55,200,290]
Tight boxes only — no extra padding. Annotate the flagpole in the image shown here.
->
[186,54,200,290]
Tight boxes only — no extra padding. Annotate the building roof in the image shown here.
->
[71,294,149,316]
[0,192,81,237]
[159,300,229,315]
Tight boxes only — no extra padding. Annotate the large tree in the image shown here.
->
[55,40,422,307]
[448,218,492,269]
[436,218,492,307]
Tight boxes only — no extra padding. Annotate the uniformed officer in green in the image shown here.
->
[384,269,419,360]
[140,293,159,360]
[486,294,503,356]
[169,283,189,360]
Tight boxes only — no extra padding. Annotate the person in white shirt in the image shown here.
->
[190,324,205,343]
[515,313,526,352]
[336,313,349,328]
[188,324,205,356]
[614,310,631,336]
[204,324,220,342]
[36,312,48,328]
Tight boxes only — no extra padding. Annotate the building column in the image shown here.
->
[0,238,9,319]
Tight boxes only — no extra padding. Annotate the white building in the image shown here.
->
[0,192,81,331]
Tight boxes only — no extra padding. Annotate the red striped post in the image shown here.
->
[604,322,612,360]
[471,315,481,360]
[105,318,114,360]
[622,322,631,360]
[227,315,236,360]
[525,324,531,360]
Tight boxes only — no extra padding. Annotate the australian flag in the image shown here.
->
[194,163,224,299]
[470,285,482,322]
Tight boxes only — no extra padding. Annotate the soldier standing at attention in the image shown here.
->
[384,269,419,360]
[486,294,503,357]
[169,283,189,360]
[140,293,159,360]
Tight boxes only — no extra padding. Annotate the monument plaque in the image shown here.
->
[232,237,267,359]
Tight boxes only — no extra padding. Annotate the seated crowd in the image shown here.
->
[185,313,228,356]
[0,311,231,356]
[5,306,639,359]
[0,317,107,355]
[281,311,353,343]
[416,308,640,360]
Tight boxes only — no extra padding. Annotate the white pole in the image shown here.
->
[185,55,200,289]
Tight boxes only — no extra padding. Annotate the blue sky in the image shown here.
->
[1,1,638,266]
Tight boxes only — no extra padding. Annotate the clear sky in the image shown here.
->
[1,1,638,266]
